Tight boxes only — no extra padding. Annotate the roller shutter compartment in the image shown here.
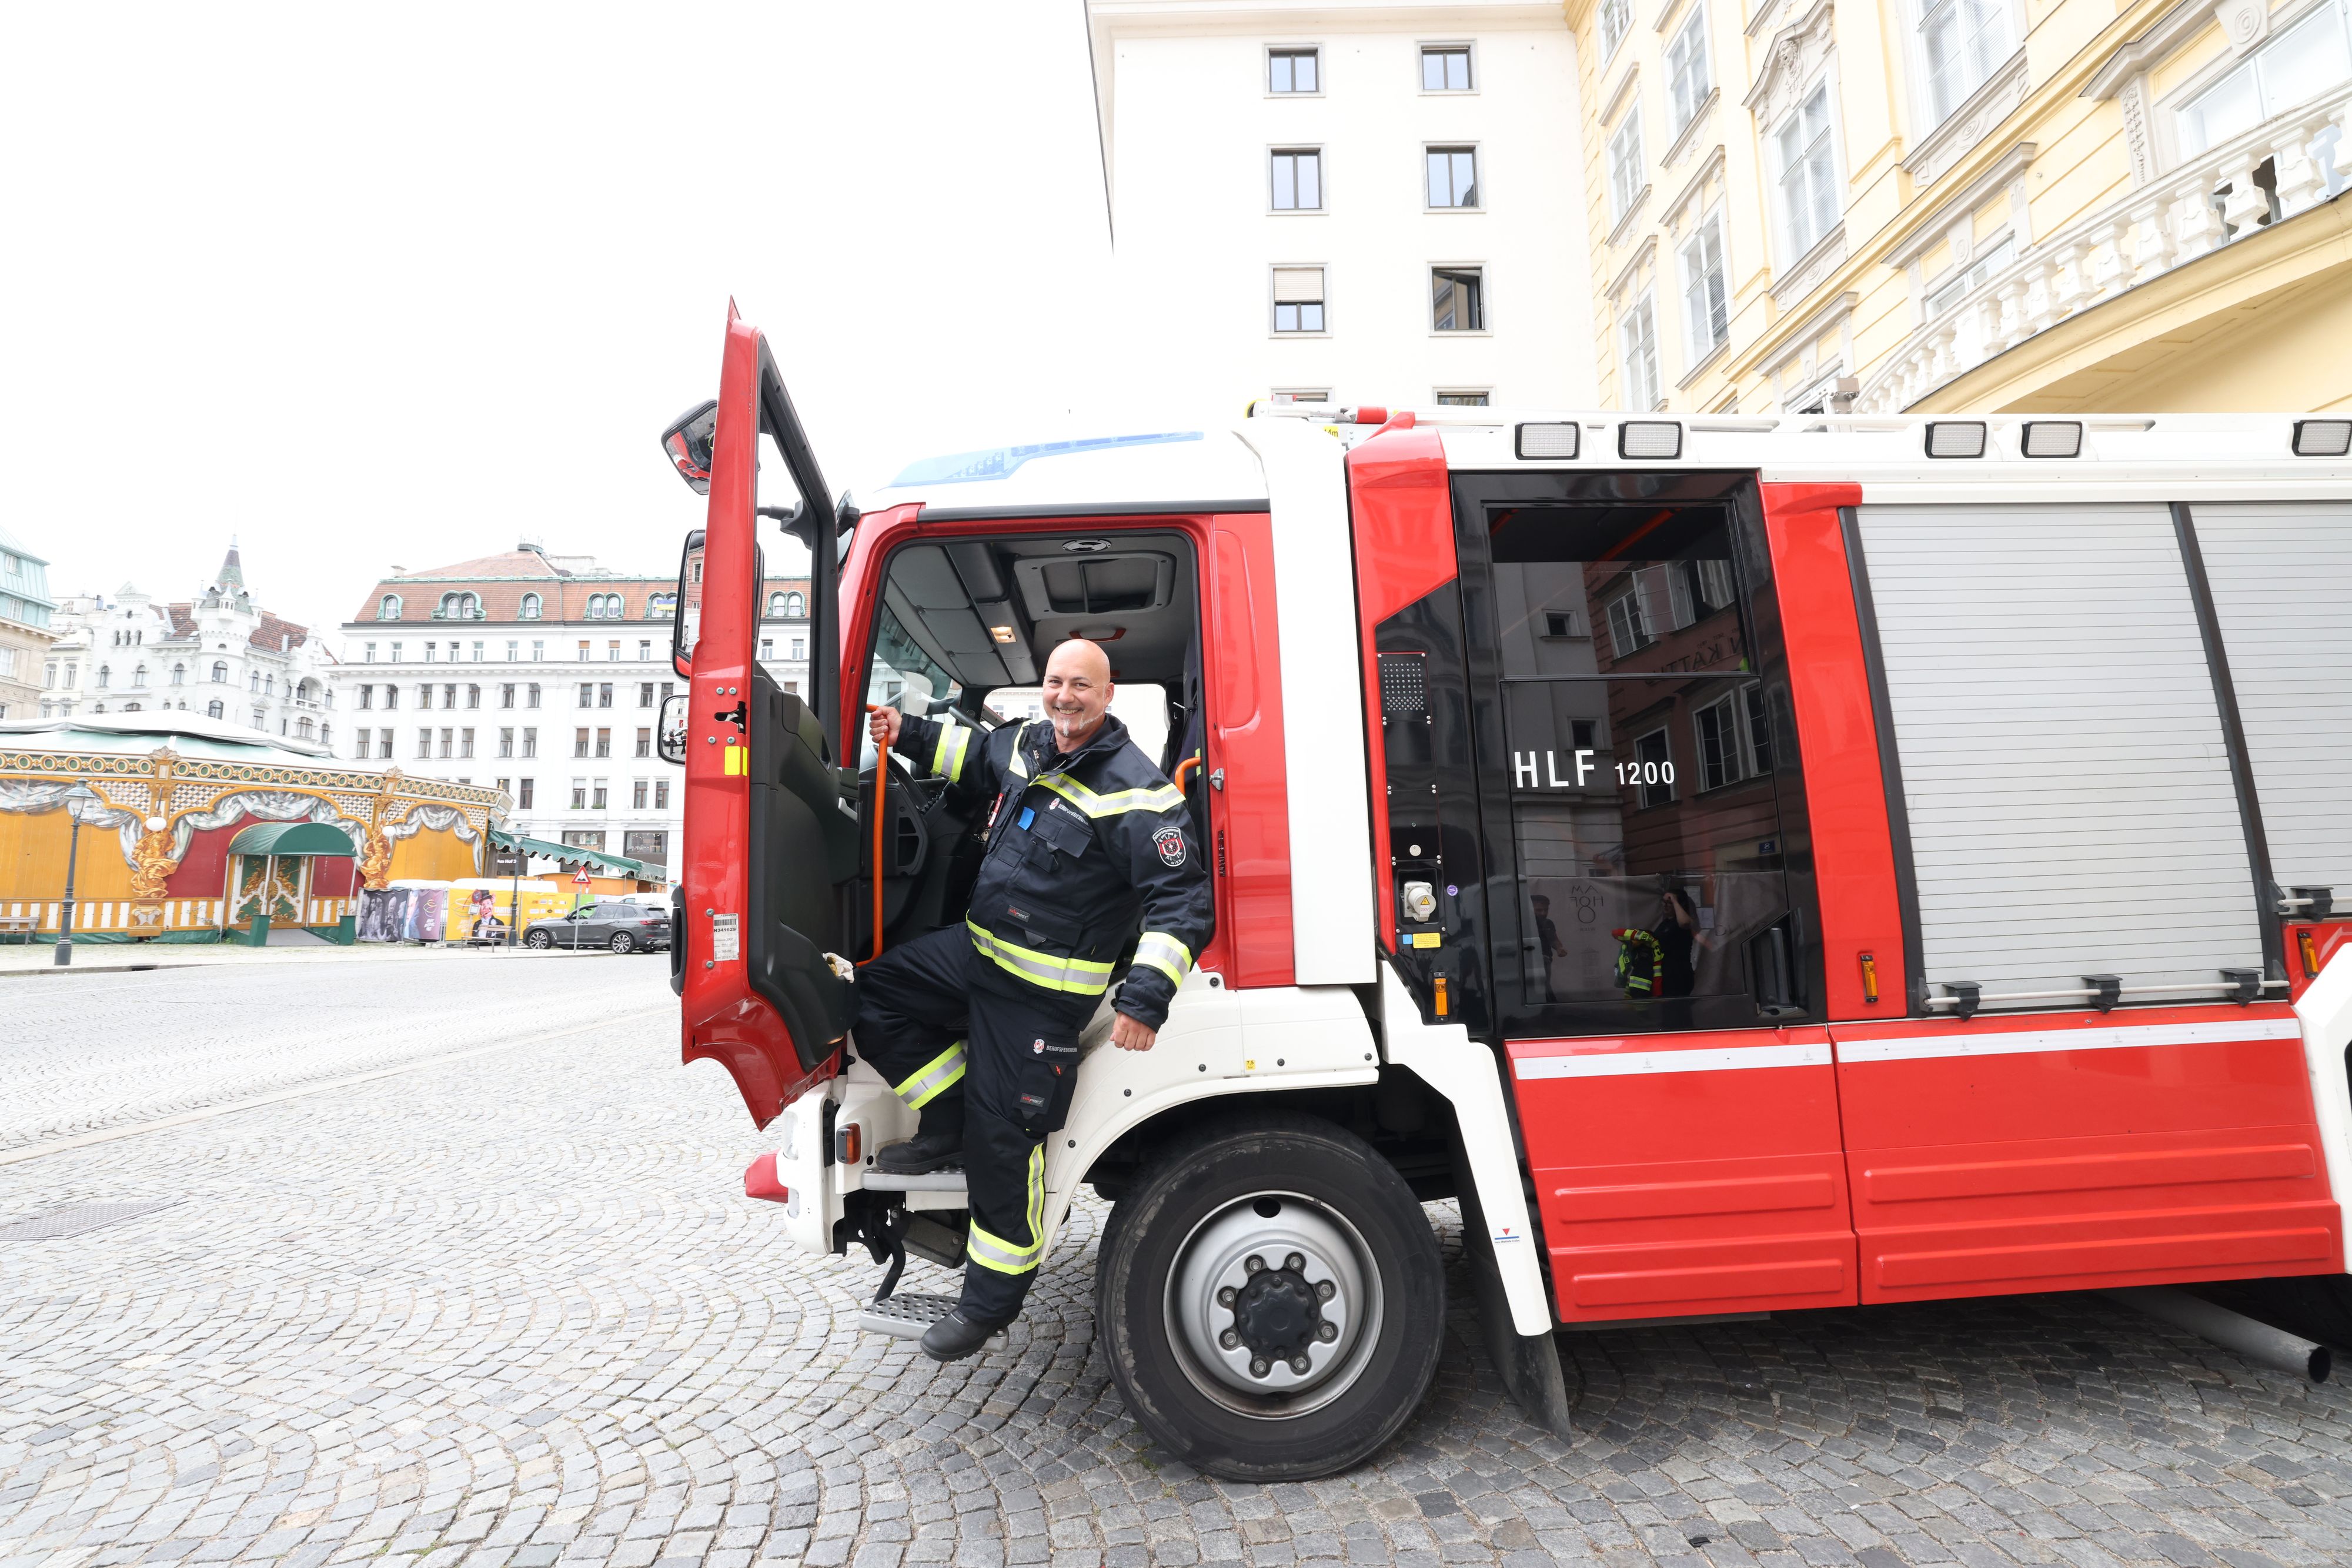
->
[1856,503,2262,1004]
[2190,502,2352,896]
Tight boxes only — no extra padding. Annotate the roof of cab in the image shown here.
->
[867,427,1269,516]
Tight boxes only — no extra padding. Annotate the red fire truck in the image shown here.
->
[657,307,2352,1479]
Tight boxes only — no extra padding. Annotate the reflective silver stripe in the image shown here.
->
[893,1041,968,1108]
[1008,745,1031,780]
[1132,931,1191,987]
[933,723,973,784]
[1030,773,1185,818]
[965,919,1115,995]
[967,1148,1047,1275]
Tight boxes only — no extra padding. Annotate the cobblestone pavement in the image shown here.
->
[6,964,2352,1568]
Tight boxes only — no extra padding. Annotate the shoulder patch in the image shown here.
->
[1152,825,1188,868]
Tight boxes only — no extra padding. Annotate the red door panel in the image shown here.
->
[1508,1028,1858,1322]
[1830,1006,2340,1302]
[1206,513,1294,989]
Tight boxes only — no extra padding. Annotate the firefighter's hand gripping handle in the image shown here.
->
[864,704,898,958]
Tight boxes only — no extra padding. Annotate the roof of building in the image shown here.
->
[216,538,244,591]
[0,523,48,566]
[348,542,806,627]
[0,710,335,763]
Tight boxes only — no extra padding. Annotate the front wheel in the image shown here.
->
[1095,1111,1445,1481]
[526,929,553,950]
[609,932,635,954]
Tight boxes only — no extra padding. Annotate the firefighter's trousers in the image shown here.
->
[853,925,1096,1325]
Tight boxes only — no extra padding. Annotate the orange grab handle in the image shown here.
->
[866,704,888,958]
[1172,755,1201,790]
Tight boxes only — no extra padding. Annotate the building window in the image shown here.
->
[1268,46,1318,93]
[520,592,542,620]
[439,591,480,618]
[784,591,804,617]
[607,640,620,661]
[592,780,609,810]
[572,780,587,810]
[526,683,542,708]
[439,727,455,758]
[598,683,613,708]
[1693,684,1773,790]
[442,683,456,708]
[1633,727,1677,807]
[389,643,402,660]
[355,727,369,755]
[1272,266,1325,333]
[506,641,519,660]
[383,686,399,710]
[1431,267,1485,332]
[500,683,516,708]
[595,727,612,759]
[424,642,437,663]
[169,663,184,685]
[379,594,401,620]
[646,593,676,619]
[523,727,537,758]
[207,699,224,719]
[577,682,593,707]
[790,638,806,660]
[500,728,514,758]
[575,727,591,758]
[1608,113,1645,222]
[416,728,432,759]
[1271,148,1323,211]
[636,640,650,660]
[760,638,774,660]
[633,779,649,810]
[1666,11,1710,135]
[532,641,544,660]
[1425,146,1479,208]
[1920,0,2014,125]
[472,641,484,662]
[466,684,480,708]
[766,591,787,617]
[460,728,475,758]
[635,727,652,758]
[518,778,534,808]
[2176,4,2351,156]
[654,780,671,810]
[1620,293,1662,411]
[1421,44,1472,91]
[1926,234,2014,315]
[1776,84,1839,257]
[1681,215,1729,362]
[1599,0,1631,58]
[639,682,655,707]
[1435,389,1490,406]
[358,686,373,710]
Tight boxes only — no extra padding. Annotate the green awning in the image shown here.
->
[228,821,358,857]
[489,828,654,879]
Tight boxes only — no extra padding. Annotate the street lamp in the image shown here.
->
[52,781,102,968]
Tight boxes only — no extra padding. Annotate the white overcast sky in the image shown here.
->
[0,2,1164,636]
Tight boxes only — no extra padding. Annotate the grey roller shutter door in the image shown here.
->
[2193,502,2352,895]
[1857,503,2262,1001]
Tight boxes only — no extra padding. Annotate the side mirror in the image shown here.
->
[657,691,691,765]
[660,400,719,494]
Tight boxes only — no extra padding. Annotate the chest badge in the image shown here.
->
[1033,1038,1046,1055]
[1152,825,1188,868]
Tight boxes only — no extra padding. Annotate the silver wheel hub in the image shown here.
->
[1171,1194,1373,1406]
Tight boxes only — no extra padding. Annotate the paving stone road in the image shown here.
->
[5,958,2352,1568]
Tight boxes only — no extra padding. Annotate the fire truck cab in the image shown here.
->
[664,309,2352,1479]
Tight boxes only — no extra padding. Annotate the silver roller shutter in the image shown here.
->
[2193,503,2352,897]
[1857,503,2263,1002]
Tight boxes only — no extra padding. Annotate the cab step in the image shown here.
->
[863,1168,969,1193]
[858,1291,1005,1345]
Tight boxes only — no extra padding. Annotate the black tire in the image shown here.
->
[1095,1110,1444,1481]
[526,929,553,950]
[609,932,635,954]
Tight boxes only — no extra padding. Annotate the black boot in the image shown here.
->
[877,1100,963,1175]
[921,1306,1007,1362]
[874,1129,964,1174]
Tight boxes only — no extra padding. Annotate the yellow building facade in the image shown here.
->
[1565,0,2352,417]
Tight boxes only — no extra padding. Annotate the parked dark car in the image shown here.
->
[523,902,671,953]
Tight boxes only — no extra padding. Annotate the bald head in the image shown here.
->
[1040,638,1114,753]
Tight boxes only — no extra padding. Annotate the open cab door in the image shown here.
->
[672,306,857,1126]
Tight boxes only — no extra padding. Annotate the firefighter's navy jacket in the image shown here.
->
[895,709,1213,1029]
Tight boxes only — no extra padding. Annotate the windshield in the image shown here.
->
[862,603,970,765]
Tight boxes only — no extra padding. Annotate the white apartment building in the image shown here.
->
[40,543,338,748]
[333,543,811,882]
[1088,0,1598,412]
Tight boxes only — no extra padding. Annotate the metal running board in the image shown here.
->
[858,1292,1004,1343]
[863,1168,969,1193]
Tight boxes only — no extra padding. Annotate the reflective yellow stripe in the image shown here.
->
[1028,773,1185,818]
[964,919,1115,995]
[931,723,973,784]
[967,1145,1047,1276]
[1132,931,1191,988]
[891,1040,967,1109]
[1008,745,1031,780]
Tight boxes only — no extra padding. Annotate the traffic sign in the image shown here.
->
[573,870,592,887]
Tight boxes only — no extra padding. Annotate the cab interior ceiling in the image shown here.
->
[880,531,1198,700]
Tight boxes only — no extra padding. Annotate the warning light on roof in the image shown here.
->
[1619,421,1682,460]
[1925,421,1987,459]
[2021,421,2083,459]
[2293,419,2352,457]
[1516,422,1580,459]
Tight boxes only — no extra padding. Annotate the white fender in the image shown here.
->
[1378,961,1553,1335]
[2294,955,2352,1260]
[1041,969,1382,1245]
